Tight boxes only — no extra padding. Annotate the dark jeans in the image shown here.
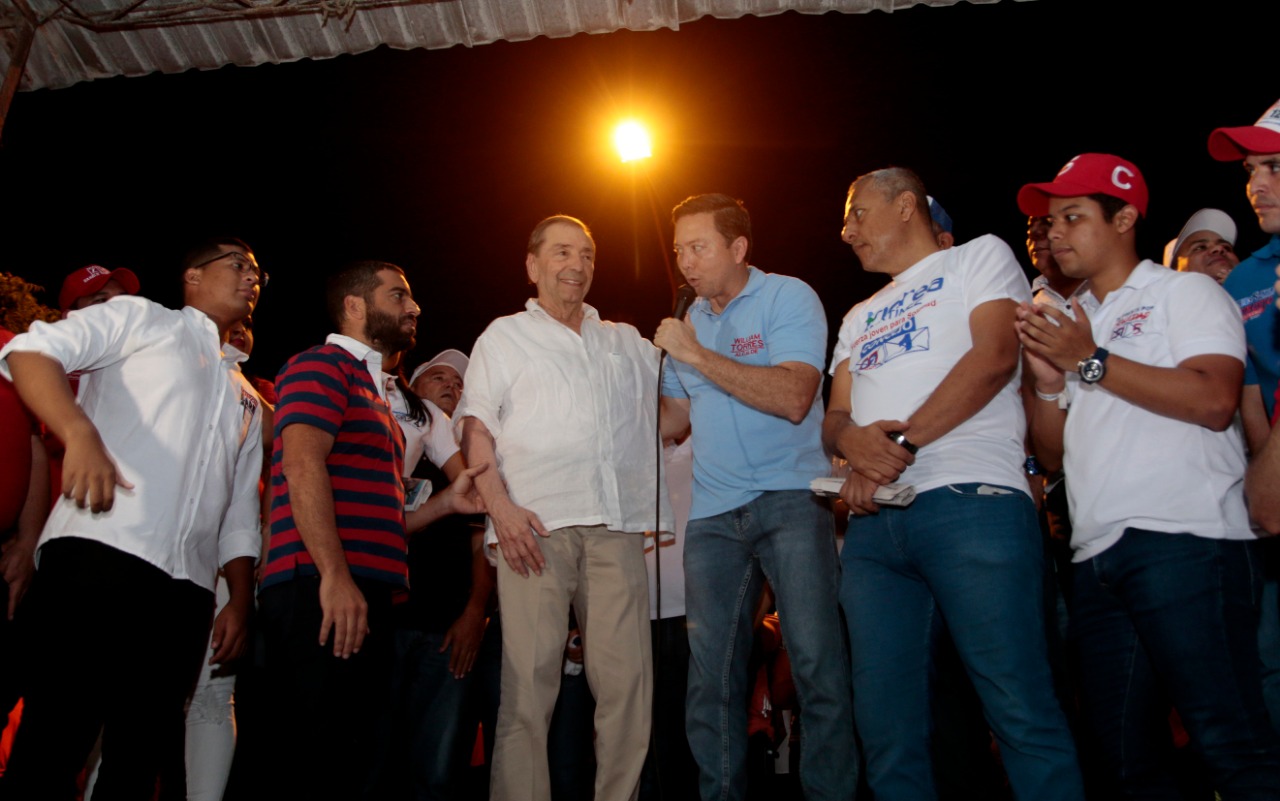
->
[258,574,396,801]
[0,537,213,801]
[642,616,699,801]
[1071,529,1280,799]
[384,623,501,801]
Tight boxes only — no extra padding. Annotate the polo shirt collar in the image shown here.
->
[1084,260,1161,310]
[325,333,390,402]
[1254,234,1280,260]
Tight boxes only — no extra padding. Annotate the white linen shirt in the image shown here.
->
[1065,262,1252,562]
[0,296,264,592]
[456,299,673,541]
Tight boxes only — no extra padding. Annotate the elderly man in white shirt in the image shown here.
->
[457,215,672,801]
[0,237,265,801]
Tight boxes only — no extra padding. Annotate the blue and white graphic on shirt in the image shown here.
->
[855,276,944,371]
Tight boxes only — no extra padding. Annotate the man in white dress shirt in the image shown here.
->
[0,237,265,800]
[456,215,671,801]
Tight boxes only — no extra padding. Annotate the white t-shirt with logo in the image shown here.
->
[831,234,1032,495]
[1065,261,1251,561]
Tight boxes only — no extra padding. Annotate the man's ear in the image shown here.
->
[526,252,539,285]
[1114,204,1140,235]
[343,294,366,323]
[730,236,748,265]
[897,192,918,222]
[184,267,201,286]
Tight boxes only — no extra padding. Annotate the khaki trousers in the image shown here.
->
[490,525,653,801]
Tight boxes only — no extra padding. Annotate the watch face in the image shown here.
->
[1080,359,1104,384]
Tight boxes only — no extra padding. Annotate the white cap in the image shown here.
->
[410,348,469,385]
[1163,208,1237,268]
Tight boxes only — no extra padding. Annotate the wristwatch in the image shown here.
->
[1078,347,1110,385]
[886,431,919,455]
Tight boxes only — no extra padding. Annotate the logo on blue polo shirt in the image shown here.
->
[1239,288,1275,323]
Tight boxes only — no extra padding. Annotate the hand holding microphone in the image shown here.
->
[656,284,699,361]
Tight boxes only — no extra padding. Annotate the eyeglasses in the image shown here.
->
[194,250,269,287]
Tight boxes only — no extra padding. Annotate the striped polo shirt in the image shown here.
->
[260,341,407,590]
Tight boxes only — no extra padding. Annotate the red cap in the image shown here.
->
[59,265,140,312]
[1017,153,1148,218]
[1208,99,1280,161]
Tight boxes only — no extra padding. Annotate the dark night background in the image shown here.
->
[0,0,1270,381]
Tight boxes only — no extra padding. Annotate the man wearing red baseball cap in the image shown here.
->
[1016,153,1280,798]
[1212,100,1280,451]
[57,265,140,316]
[1212,101,1280,743]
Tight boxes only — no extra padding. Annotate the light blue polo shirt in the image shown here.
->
[662,267,830,520]
[1223,235,1280,418]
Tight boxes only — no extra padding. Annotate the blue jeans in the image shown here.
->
[840,483,1084,801]
[684,489,856,801]
[1070,528,1280,799]
[392,629,476,801]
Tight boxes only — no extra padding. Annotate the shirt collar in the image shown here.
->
[1255,234,1280,260]
[1032,273,1090,302]
[325,333,390,402]
[1085,260,1162,308]
[221,343,249,368]
[525,298,602,324]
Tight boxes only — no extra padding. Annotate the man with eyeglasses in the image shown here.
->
[0,236,267,800]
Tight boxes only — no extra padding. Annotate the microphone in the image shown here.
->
[671,284,696,321]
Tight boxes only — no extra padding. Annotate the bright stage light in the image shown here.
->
[614,121,652,163]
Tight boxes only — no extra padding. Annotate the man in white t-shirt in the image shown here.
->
[823,167,1084,801]
[1016,152,1280,798]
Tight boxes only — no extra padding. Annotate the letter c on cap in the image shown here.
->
[1112,166,1133,191]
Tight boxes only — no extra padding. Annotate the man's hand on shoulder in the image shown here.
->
[489,497,550,578]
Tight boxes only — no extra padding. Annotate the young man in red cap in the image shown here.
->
[1213,102,1280,741]
[1213,100,1280,457]
[1016,153,1280,799]
[57,264,140,317]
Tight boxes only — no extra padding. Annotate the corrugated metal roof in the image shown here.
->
[0,0,1017,91]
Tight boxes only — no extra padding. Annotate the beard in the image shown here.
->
[366,305,416,353]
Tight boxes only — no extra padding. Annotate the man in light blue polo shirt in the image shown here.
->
[655,193,856,801]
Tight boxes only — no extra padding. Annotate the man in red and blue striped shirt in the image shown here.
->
[259,260,483,800]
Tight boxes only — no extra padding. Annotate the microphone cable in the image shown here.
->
[649,283,696,799]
